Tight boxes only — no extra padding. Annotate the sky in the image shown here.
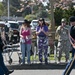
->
[0,0,3,2]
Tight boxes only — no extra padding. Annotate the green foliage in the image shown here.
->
[37,10,49,18]
[2,0,21,16]
[54,7,63,26]
[33,5,38,14]
[54,6,75,26]
[9,0,21,16]
[63,6,75,22]
[23,6,32,16]
[10,0,21,9]
[25,14,37,21]
[10,5,17,16]
[0,3,4,16]
[1,0,75,22]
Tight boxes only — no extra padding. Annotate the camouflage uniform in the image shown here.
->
[56,25,71,62]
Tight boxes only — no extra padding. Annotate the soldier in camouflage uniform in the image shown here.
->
[56,18,71,63]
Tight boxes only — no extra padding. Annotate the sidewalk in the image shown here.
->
[3,52,71,70]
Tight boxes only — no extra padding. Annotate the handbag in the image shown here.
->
[20,38,25,43]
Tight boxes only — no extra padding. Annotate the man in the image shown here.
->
[0,29,14,75]
[56,18,71,63]
[62,16,75,75]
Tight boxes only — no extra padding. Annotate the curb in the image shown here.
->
[6,63,70,70]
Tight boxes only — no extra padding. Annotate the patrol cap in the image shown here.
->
[69,16,75,22]
[61,18,66,22]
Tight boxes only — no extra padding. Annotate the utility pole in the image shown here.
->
[49,0,55,40]
[8,0,9,20]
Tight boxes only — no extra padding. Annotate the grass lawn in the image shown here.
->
[30,53,72,61]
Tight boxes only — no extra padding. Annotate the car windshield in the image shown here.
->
[18,22,23,26]
[31,21,38,29]
[33,21,38,26]
[9,23,19,29]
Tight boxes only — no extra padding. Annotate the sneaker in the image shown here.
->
[20,63,25,65]
[28,62,31,65]
[57,61,61,64]
[45,62,48,64]
[6,70,14,75]
[65,59,69,63]
[39,59,42,63]
[45,58,48,64]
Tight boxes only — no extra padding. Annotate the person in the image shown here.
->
[56,18,71,63]
[36,18,49,64]
[62,16,75,75]
[0,30,14,75]
[20,19,32,64]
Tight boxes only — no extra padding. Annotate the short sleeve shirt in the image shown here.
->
[36,25,48,37]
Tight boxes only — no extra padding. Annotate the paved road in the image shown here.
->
[11,69,75,75]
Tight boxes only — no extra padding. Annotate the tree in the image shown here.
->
[37,10,49,18]
[63,6,75,22]
[10,0,21,9]
[0,3,4,16]
[2,0,21,16]
[25,14,37,21]
[23,5,32,16]
[10,5,17,16]
[54,7,63,26]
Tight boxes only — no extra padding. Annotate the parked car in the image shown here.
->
[17,20,24,29]
[0,21,9,43]
[6,21,20,44]
[30,20,38,30]
[30,19,50,30]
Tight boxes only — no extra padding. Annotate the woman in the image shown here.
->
[20,19,32,64]
[36,18,49,64]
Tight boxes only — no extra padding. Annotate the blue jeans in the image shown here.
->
[0,50,9,75]
[62,47,75,75]
[20,43,31,64]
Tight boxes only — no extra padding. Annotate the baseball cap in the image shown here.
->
[69,16,75,22]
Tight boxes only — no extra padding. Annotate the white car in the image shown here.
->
[5,21,20,43]
[30,20,38,30]
[6,21,19,29]
[30,19,50,30]
[17,20,24,25]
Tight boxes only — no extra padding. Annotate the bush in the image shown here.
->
[24,14,37,21]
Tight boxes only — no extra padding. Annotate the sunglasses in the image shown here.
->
[61,21,66,23]
[39,20,43,21]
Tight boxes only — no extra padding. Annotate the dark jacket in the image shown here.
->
[0,36,4,52]
[70,26,75,40]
